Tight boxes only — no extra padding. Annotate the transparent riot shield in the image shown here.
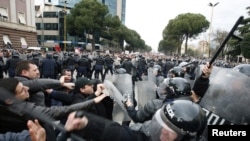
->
[103,80,132,122]
[112,73,133,122]
[135,80,157,110]
[112,73,133,103]
[200,68,250,125]
[147,67,156,84]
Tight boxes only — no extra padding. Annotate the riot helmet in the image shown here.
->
[68,52,74,57]
[154,64,162,71]
[26,54,33,60]
[32,52,38,57]
[179,62,191,73]
[178,62,188,67]
[168,66,185,78]
[53,53,59,59]
[115,68,127,74]
[157,77,191,100]
[12,51,20,57]
[232,64,250,77]
[150,100,207,141]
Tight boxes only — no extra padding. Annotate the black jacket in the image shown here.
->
[0,99,95,133]
[75,112,148,141]
[72,92,113,120]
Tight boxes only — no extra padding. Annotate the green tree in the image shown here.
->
[67,0,109,49]
[238,6,250,59]
[158,39,178,55]
[124,29,148,52]
[241,32,250,58]
[162,13,209,54]
[67,0,149,52]
[109,24,129,51]
[212,29,228,58]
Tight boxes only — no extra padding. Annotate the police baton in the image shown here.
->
[209,16,244,66]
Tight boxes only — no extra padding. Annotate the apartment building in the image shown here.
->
[35,0,126,51]
[0,0,37,51]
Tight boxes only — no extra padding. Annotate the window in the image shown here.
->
[18,12,26,24]
[44,23,51,30]
[52,23,58,30]
[44,35,57,40]
[20,37,27,48]
[44,23,58,30]
[3,35,11,45]
[43,12,58,18]
[36,23,41,30]
[0,7,8,21]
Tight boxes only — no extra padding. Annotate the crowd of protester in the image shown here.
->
[0,48,248,141]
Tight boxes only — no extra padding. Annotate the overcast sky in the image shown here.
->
[125,0,249,51]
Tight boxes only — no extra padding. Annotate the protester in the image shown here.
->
[15,60,74,106]
[27,120,46,141]
[46,69,75,107]
[0,77,108,141]
[64,100,207,141]
[0,130,31,141]
[71,77,113,120]
[55,77,113,141]
[0,120,46,141]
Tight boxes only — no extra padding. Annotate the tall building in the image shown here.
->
[0,0,37,50]
[35,0,126,50]
[99,0,126,24]
[35,0,75,50]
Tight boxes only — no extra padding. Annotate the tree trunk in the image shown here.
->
[185,35,188,54]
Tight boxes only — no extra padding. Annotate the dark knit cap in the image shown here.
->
[0,78,19,94]
[75,77,95,90]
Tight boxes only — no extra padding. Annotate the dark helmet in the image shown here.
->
[115,68,127,74]
[32,52,38,57]
[232,64,250,77]
[53,53,59,59]
[63,52,68,56]
[150,100,207,141]
[12,51,20,57]
[26,54,33,60]
[153,64,162,72]
[168,66,185,78]
[46,53,53,59]
[157,77,191,99]
[68,52,74,57]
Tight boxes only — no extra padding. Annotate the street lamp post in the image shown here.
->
[41,0,45,47]
[63,1,68,51]
[208,2,219,57]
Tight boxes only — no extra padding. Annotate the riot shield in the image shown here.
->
[135,80,157,110]
[112,73,134,102]
[193,65,230,86]
[232,64,250,77]
[112,73,133,122]
[200,68,250,125]
[103,80,132,122]
[147,67,155,83]
[156,75,165,87]
[147,66,164,86]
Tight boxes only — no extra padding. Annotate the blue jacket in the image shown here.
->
[0,130,31,141]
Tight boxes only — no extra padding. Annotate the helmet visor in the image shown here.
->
[156,82,167,99]
[149,109,178,141]
[156,78,170,99]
